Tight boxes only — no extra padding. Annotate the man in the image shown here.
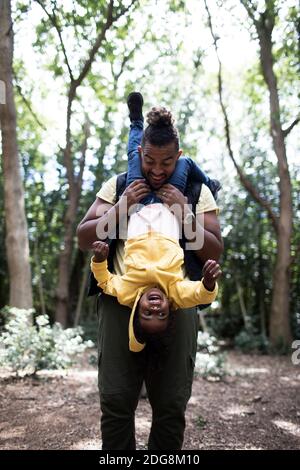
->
[77,97,223,450]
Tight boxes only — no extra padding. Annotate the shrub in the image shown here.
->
[234,330,269,354]
[0,307,94,376]
[195,331,226,379]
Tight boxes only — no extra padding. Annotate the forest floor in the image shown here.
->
[0,350,300,450]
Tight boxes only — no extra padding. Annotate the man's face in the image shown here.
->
[138,287,170,335]
[138,142,182,189]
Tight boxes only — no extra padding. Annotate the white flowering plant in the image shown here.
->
[0,307,94,376]
[195,331,226,379]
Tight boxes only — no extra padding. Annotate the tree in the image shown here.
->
[204,0,297,348]
[240,1,296,347]
[33,0,138,326]
[0,0,33,309]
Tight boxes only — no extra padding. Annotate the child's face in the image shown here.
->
[138,287,170,335]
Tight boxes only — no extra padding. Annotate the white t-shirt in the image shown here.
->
[127,203,180,240]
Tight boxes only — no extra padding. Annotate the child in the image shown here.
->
[91,232,221,352]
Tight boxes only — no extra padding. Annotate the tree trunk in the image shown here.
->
[55,188,79,326]
[236,279,250,331]
[0,0,33,309]
[74,254,90,327]
[33,239,46,316]
[258,19,293,347]
[206,1,294,347]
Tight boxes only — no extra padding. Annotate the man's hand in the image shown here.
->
[92,241,109,262]
[120,179,151,211]
[202,259,222,291]
[156,184,188,216]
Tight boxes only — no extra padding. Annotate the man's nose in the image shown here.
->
[152,164,164,174]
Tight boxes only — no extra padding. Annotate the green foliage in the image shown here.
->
[0,307,94,376]
[195,331,226,379]
[234,330,269,354]
[195,415,207,429]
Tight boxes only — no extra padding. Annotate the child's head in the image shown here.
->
[137,287,170,336]
[142,107,180,151]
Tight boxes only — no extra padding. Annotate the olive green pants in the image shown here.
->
[97,293,199,450]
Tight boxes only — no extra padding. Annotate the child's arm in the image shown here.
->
[91,241,123,298]
[170,260,221,308]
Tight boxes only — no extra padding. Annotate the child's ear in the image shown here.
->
[138,145,142,155]
[177,149,183,160]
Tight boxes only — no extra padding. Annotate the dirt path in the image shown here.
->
[0,351,299,450]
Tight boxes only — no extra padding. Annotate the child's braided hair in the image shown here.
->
[142,106,180,150]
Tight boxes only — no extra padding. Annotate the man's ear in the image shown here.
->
[177,149,183,160]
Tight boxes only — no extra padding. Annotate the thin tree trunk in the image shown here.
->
[33,239,46,316]
[198,309,208,333]
[205,0,294,347]
[258,15,293,347]
[258,223,267,340]
[236,279,250,330]
[0,0,33,309]
[74,254,90,327]
[56,189,80,326]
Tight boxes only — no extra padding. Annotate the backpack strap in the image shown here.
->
[116,172,127,201]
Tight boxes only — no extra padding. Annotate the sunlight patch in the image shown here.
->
[70,438,100,450]
[135,415,151,433]
[234,367,269,375]
[221,405,255,417]
[273,420,300,438]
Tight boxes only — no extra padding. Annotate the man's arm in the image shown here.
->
[192,210,223,263]
[77,197,118,251]
[76,179,151,251]
[156,184,223,263]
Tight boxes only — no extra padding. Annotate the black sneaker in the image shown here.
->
[127,92,144,121]
[208,179,221,201]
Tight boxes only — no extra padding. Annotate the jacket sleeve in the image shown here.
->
[90,257,123,299]
[169,279,218,309]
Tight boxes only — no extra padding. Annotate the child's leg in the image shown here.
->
[126,93,161,206]
[126,119,144,186]
[167,157,210,193]
[168,157,221,200]
[127,124,161,205]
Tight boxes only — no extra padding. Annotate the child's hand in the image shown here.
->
[202,260,222,291]
[92,241,109,262]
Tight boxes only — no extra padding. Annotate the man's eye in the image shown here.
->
[144,311,151,316]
